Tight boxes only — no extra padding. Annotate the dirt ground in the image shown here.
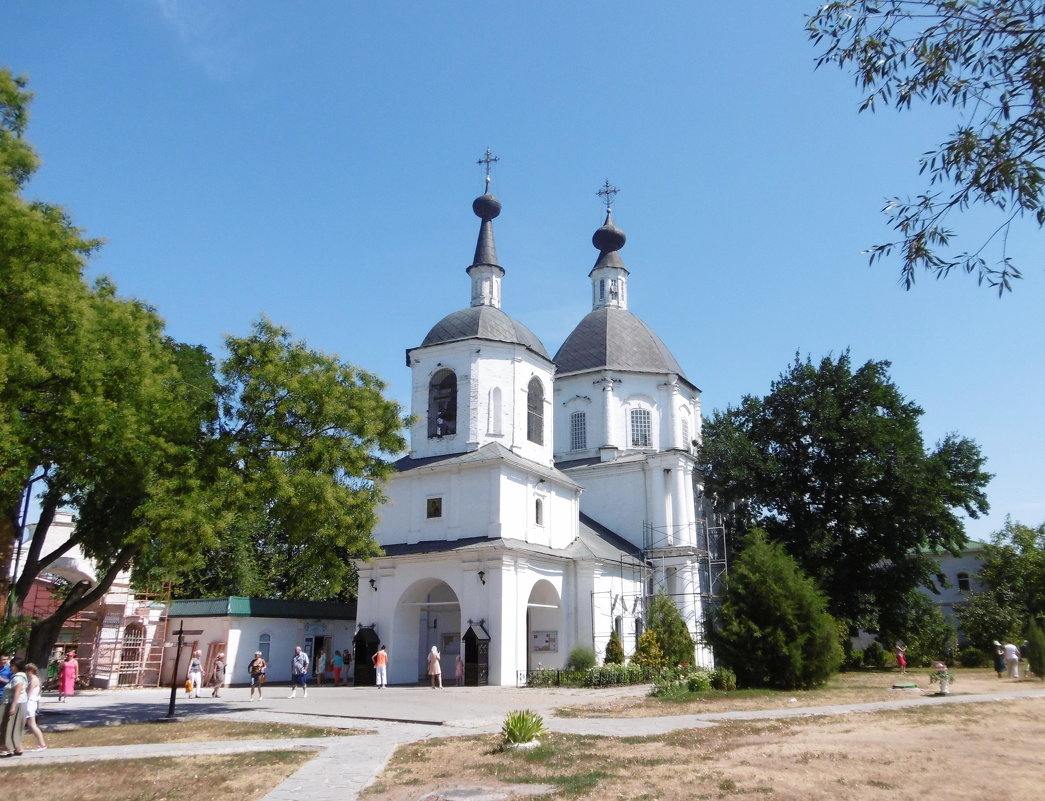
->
[363,670,1045,801]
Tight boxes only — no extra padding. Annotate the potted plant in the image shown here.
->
[928,662,955,695]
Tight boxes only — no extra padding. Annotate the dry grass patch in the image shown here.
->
[363,698,1045,800]
[556,668,1039,718]
[44,719,363,749]
[0,751,313,801]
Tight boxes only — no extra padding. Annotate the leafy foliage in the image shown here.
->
[807,1,1045,293]
[709,530,842,690]
[879,590,957,667]
[700,352,990,635]
[501,710,547,745]
[603,630,625,665]
[955,518,1045,647]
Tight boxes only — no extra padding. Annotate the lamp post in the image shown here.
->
[166,621,203,718]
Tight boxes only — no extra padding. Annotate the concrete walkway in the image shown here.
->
[4,683,1044,800]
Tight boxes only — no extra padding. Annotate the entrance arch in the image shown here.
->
[393,579,462,685]
[526,579,563,670]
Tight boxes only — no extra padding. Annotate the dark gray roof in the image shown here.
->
[376,520,643,567]
[394,442,581,490]
[418,305,550,359]
[554,306,686,378]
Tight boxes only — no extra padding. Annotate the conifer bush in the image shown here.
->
[646,593,694,667]
[632,630,666,671]
[604,630,625,665]
[1026,618,1045,679]
[708,530,842,689]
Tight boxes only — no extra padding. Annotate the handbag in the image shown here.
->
[184,679,193,693]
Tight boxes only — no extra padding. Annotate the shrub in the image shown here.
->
[710,666,737,691]
[604,630,625,665]
[687,671,713,692]
[842,649,864,671]
[632,630,666,671]
[958,647,990,668]
[565,646,596,671]
[501,710,547,745]
[708,530,842,689]
[862,641,886,668]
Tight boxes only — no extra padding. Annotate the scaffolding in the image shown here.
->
[90,582,172,688]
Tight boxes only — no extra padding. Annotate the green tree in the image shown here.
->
[645,592,695,667]
[700,352,991,635]
[709,530,842,690]
[604,630,625,665]
[955,518,1045,648]
[807,1,1045,293]
[164,318,408,601]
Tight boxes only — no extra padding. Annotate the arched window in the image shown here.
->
[957,572,970,592]
[258,633,271,663]
[428,369,457,438]
[681,418,690,452]
[570,411,586,451]
[630,408,652,448]
[488,387,502,435]
[614,615,623,641]
[527,377,544,445]
[535,498,543,526]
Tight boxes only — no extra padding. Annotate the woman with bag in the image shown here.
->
[187,650,204,698]
[248,651,267,701]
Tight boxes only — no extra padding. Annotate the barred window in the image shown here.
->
[570,411,586,451]
[630,408,652,448]
[681,418,690,452]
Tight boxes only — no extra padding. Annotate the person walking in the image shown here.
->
[373,645,388,688]
[1003,641,1021,678]
[993,641,1006,678]
[209,652,226,697]
[315,649,326,686]
[428,645,443,689]
[332,650,344,686]
[0,657,28,757]
[289,646,309,698]
[455,654,464,686]
[0,654,11,693]
[248,651,267,701]
[57,651,78,702]
[23,663,46,751]
[187,650,204,698]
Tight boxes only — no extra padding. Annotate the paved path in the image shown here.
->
[4,683,1044,800]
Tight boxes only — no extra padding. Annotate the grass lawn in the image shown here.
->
[42,719,363,748]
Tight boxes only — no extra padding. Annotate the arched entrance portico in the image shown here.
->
[526,579,563,670]
[393,579,462,685]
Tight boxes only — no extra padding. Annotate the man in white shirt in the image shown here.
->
[1003,642,1021,679]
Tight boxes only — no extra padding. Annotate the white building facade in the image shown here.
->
[355,188,711,685]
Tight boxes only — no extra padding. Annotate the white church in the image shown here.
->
[354,177,721,686]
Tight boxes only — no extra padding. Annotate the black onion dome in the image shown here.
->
[472,193,502,221]
[554,307,684,377]
[592,213,626,253]
[422,306,549,359]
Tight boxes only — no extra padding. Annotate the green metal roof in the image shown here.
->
[167,597,357,620]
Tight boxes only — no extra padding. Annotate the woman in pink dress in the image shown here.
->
[57,652,78,701]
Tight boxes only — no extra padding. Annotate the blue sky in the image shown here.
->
[3,1,1043,542]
